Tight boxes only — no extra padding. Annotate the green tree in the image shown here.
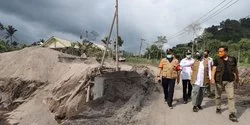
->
[39,39,45,43]
[101,36,111,45]
[66,42,77,55]
[205,18,250,42]
[114,36,124,48]
[0,40,7,52]
[0,22,5,40]
[154,36,167,58]
[5,25,17,44]
[11,41,18,47]
[200,31,213,50]
[239,38,250,63]
[0,22,4,30]
[101,36,112,57]
[144,44,164,59]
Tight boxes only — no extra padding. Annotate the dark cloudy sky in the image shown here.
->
[0,0,249,53]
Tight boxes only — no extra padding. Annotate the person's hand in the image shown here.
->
[156,76,161,83]
[210,79,215,85]
[177,79,180,85]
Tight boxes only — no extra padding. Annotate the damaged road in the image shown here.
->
[0,47,250,125]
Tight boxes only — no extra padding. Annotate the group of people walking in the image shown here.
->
[157,46,239,122]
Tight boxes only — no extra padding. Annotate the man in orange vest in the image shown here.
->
[157,49,180,109]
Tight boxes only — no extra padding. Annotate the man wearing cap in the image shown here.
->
[191,51,212,112]
[180,50,195,104]
[157,49,180,109]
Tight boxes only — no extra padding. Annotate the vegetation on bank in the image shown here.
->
[141,17,250,65]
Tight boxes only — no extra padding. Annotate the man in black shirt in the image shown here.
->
[211,46,239,122]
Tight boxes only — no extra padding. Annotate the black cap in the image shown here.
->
[186,50,191,55]
[166,49,173,54]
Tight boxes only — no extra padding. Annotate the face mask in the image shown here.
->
[195,54,202,60]
[186,55,191,59]
[166,54,172,58]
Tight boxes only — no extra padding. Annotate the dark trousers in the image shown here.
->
[162,78,176,106]
[182,80,192,101]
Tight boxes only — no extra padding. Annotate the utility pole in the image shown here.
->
[115,0,119,71]
[139,39,145,57]
[100,10,117,67]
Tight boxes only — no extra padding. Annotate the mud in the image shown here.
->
[0,78,47,125]
[0,78,46,109]
[0,110,9,125]
[61,68,157,125]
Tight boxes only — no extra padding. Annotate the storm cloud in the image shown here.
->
[0,0,249,53]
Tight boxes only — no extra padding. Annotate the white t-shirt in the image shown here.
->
[180,58,195,80]
[194,59,212,86]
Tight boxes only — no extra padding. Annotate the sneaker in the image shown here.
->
[216,108,221,114]
[193,106,199,112]
[229,113,238,122]
[168,103,173,109]
[164,99,168,104]
[197,105,203,110]
[183,101,188,104]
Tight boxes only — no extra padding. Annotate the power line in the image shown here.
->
[168,0,240,40]
[167,0,228,39]
[168,31,186,40]
[200,0,239,24]
[196,0,228,22]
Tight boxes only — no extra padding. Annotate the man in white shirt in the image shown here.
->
[180,50,195,104]
[191,52,212,112]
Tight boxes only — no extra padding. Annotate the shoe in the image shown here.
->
[168,103,173,109]
[193,106,199,112]
[183,101,188,104]
[229,113,238,122]
[169,106,173,109]
[164,99,168,104]
[216,108,221,114]
[197,105,203,110]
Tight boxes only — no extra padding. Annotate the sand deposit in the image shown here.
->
[0,47,249,125]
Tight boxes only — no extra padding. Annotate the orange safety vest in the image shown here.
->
[159,58,179,79]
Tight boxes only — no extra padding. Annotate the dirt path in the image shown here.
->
[130,66,250,125]
[132,86,249,125]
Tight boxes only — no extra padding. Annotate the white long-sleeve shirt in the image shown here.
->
[180,58,195,80]
[194,59,212,86]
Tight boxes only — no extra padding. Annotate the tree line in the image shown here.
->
[0,22,21,52]
[142,17,250,64]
